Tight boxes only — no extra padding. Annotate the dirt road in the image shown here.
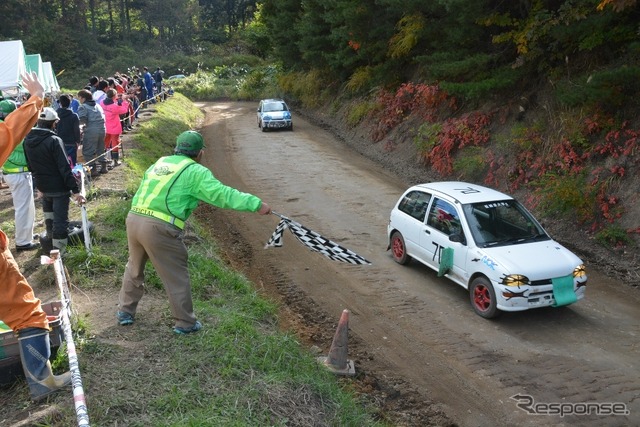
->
[197,102,639,426]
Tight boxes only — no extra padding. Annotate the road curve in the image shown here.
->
[197,101,639,427]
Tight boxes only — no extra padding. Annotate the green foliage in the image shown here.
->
[535,172,594,222]
[170,65,280,101]
[413,122,442,154]
[554,66,640,111]
[595,224,634,249]
[388,13,425,59]
[237,65,283,100]
[278,69,334,108]
[439,66,522,101]
[345,66,374,94]
[419,52,494,81]
[260,0,305,69]
[453,146,488,180]
[346,100,378,127]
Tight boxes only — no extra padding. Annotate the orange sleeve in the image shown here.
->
[0,96,43,165]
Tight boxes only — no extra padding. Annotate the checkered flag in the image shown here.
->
[265,212,371,265]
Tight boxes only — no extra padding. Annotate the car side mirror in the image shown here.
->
[449,233,466,245]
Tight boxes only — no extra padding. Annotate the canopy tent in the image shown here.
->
[42,61,60,94]
[0,40,27,97]
[26,53,46,92]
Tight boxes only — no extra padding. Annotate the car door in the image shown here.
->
[257,102,263,126]
[422,197,469,282]
[392,190,432,261]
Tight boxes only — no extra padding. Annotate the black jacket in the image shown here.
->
[55,108,81,147]
[23,127,80,195]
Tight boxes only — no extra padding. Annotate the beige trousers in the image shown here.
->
[119,213,196,329]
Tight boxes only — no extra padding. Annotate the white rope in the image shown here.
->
[43,251,90,426]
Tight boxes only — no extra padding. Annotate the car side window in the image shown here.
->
[427,198,462,236]
[398,191,431,221]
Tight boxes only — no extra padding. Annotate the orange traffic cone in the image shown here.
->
[317,309,356,376]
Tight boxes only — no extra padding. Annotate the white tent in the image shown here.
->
[42,61,60,94]
[0,40,27,97]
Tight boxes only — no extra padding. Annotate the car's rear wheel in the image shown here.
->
[469,277,500,319]
[390,231,411,265]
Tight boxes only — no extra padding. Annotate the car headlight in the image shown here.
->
[573,264,586,279]
[501,274,530,287]
[284,112,291,119]
[263,114,272,120]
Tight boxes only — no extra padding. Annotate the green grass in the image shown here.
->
[27,95,384,426]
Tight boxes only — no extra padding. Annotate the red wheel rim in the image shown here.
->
[473,284,491,312]
[392,237,404,260]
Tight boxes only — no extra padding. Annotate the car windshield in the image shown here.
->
[263,102,287,112]
[461,200,549,247]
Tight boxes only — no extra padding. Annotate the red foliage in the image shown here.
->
[592,122,640,159]
[370,83,454,142]
[595,186,621,223]
[556,138,588,174]
[425,112,492,175]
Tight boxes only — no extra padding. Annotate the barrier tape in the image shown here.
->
[76,166,92,255]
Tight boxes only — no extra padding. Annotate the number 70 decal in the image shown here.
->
[432,242,443,263]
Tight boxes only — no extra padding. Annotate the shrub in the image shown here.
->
[453,146,487,181]
[595,224,633,249]
[415,112,492,175]
[371,83,453,142]
[278,69,334,108]
[535,172,594,222]
[346,100,377,127]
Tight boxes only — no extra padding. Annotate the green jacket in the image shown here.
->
[1,118,28,172]
[130,154,261,227]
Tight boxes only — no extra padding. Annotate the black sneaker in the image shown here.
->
[16,242,40,251]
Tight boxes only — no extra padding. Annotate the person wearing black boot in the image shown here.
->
[23,108,86,255]
[1,72,72,401]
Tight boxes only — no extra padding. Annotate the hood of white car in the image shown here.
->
[481,240,582,280]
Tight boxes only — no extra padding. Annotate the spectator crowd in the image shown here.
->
[1,66,169,254]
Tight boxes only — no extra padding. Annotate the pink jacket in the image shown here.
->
[100,98,129,135]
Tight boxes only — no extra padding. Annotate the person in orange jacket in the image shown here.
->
[0,72,72,401]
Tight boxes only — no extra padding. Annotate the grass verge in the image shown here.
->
[7,94,383,426]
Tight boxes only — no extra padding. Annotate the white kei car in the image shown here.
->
[387,182,587,318]
[257,98,293,131]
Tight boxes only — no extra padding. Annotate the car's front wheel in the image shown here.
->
[390,231,411,265]
[469,277,500,319]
